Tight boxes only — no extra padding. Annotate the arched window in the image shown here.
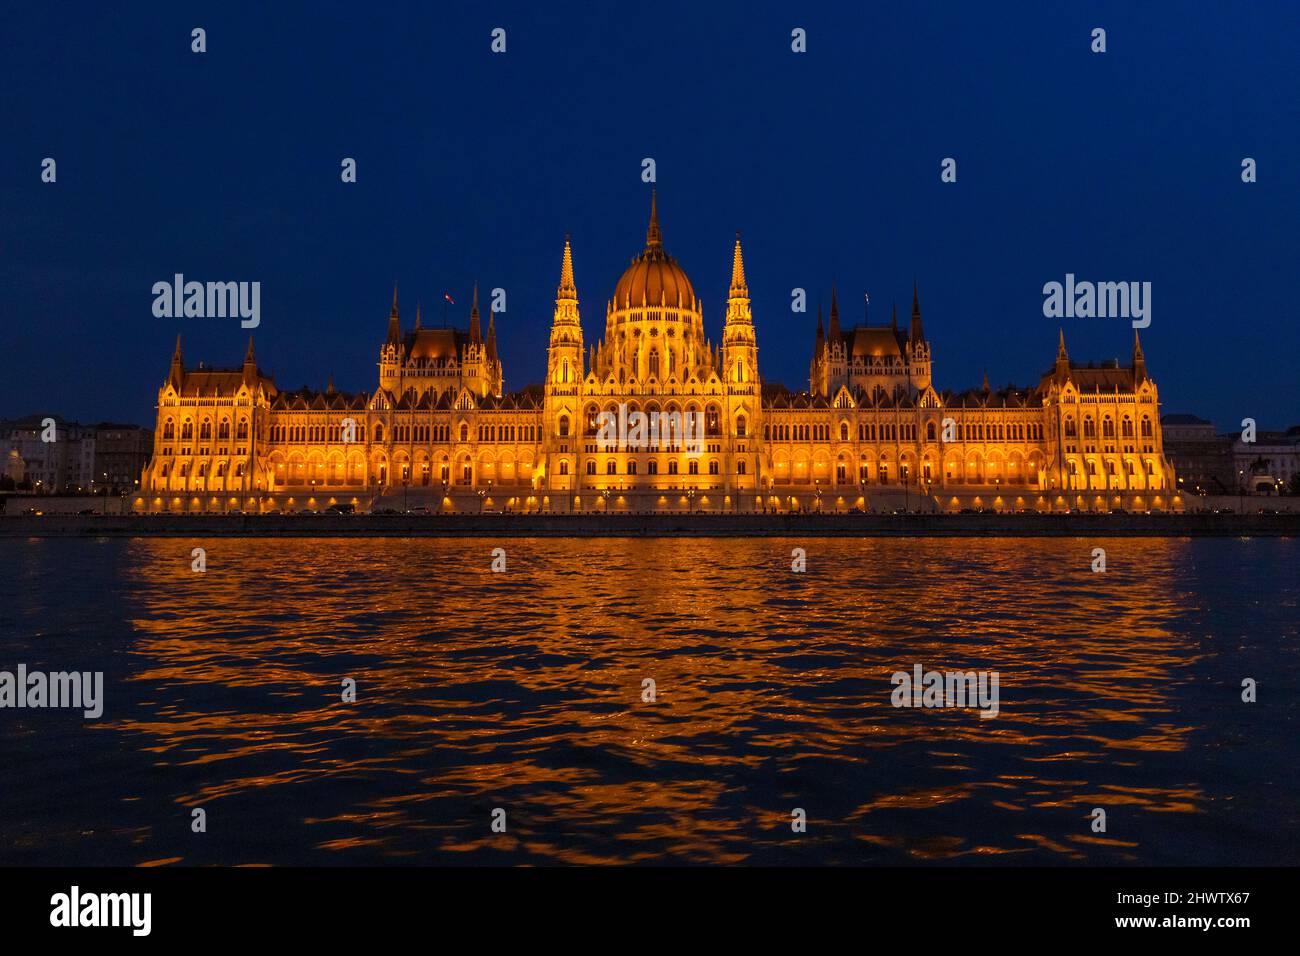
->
[708,460,719,475]
[1064,417,1077,438]
[558,415,570,438]
[375,423,385,442]
[163,420,175,440]
[606,460,616,474]
[648,460,659,474]
[1140,417,1153,437]
[181,420,193,440]
[689,460,699,475]
[649,350,660,378]
[668,460,679,475]
[1122,417,1134,437]
[1083,417,1096,438]
[840,422,849,442]
[458,423,468,442]
[218,420,230,440]
[237,419,249,440]
[926,421,937,441]
[200,419,212,440]
[627,461,637,475]
[736,415,747,438]
[1102,417,1115,438]
[587,460,596,475]
[559,460,569,475]
[737,460,746,475]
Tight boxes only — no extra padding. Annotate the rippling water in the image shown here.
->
[1,536,1297,866]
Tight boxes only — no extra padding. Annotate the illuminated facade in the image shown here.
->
[138,196,1178,513]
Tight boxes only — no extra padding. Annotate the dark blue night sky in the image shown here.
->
[3,2,1297,429]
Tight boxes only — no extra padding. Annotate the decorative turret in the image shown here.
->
[469,283,482,343]
[1055,328,1071,381]
[386,284,401,346]
[1133,329,1147,384]
[810,305,828,396]
[547,235,584,388]
[169,335,184,390]
[723,232,758,388]
[910,281,925,342]
[242,335,258,388]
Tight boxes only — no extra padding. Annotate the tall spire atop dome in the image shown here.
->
[645,189,662,252]
[729,231,747,294]
[829,284,841,340]
[487,309,498,362]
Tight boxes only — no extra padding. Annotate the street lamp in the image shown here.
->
[687,487,696,515]
[814,478,822,514]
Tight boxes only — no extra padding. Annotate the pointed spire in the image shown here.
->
[486,309,498,363]
[910,280,925,341]
[1132,328,1147,382]
[326,373,335,394]
[829,284,841,341]
[1133,328,1144,358]
[386,284,401,346]
[982,368,990,392]
[414,302,422,330]
[1057,328,1068,359]
[169,334,184,387]
[558,234,577,299]
[470,283,482,342]
[890,301,899,332]
[815,304,825,347]
[729,231,747,294]
[645,189,662,252]
[243,335,256,371]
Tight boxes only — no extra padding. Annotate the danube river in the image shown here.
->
[1,536,1296,866]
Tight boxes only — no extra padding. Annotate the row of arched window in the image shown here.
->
[1063,415,1152,439]
[581,458,736,476]
[161,418,248,441]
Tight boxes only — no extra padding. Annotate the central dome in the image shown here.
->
[611,193,697,311]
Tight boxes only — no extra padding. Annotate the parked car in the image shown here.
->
[227,509,244,515]
[326,503,355,515]
[295,508,318,515]
[264,509,282,515]
[77,508,99,515]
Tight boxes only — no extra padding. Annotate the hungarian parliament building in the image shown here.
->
[137,196,1178,514]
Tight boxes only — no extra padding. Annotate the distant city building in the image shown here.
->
[0,415,96,492]
[1234,427,1300,495]
[92,423,153,494]
[1161,414,1236,494]
[138,197,1180,514]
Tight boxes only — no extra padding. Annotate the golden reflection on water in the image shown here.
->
[82,535,1285,864]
